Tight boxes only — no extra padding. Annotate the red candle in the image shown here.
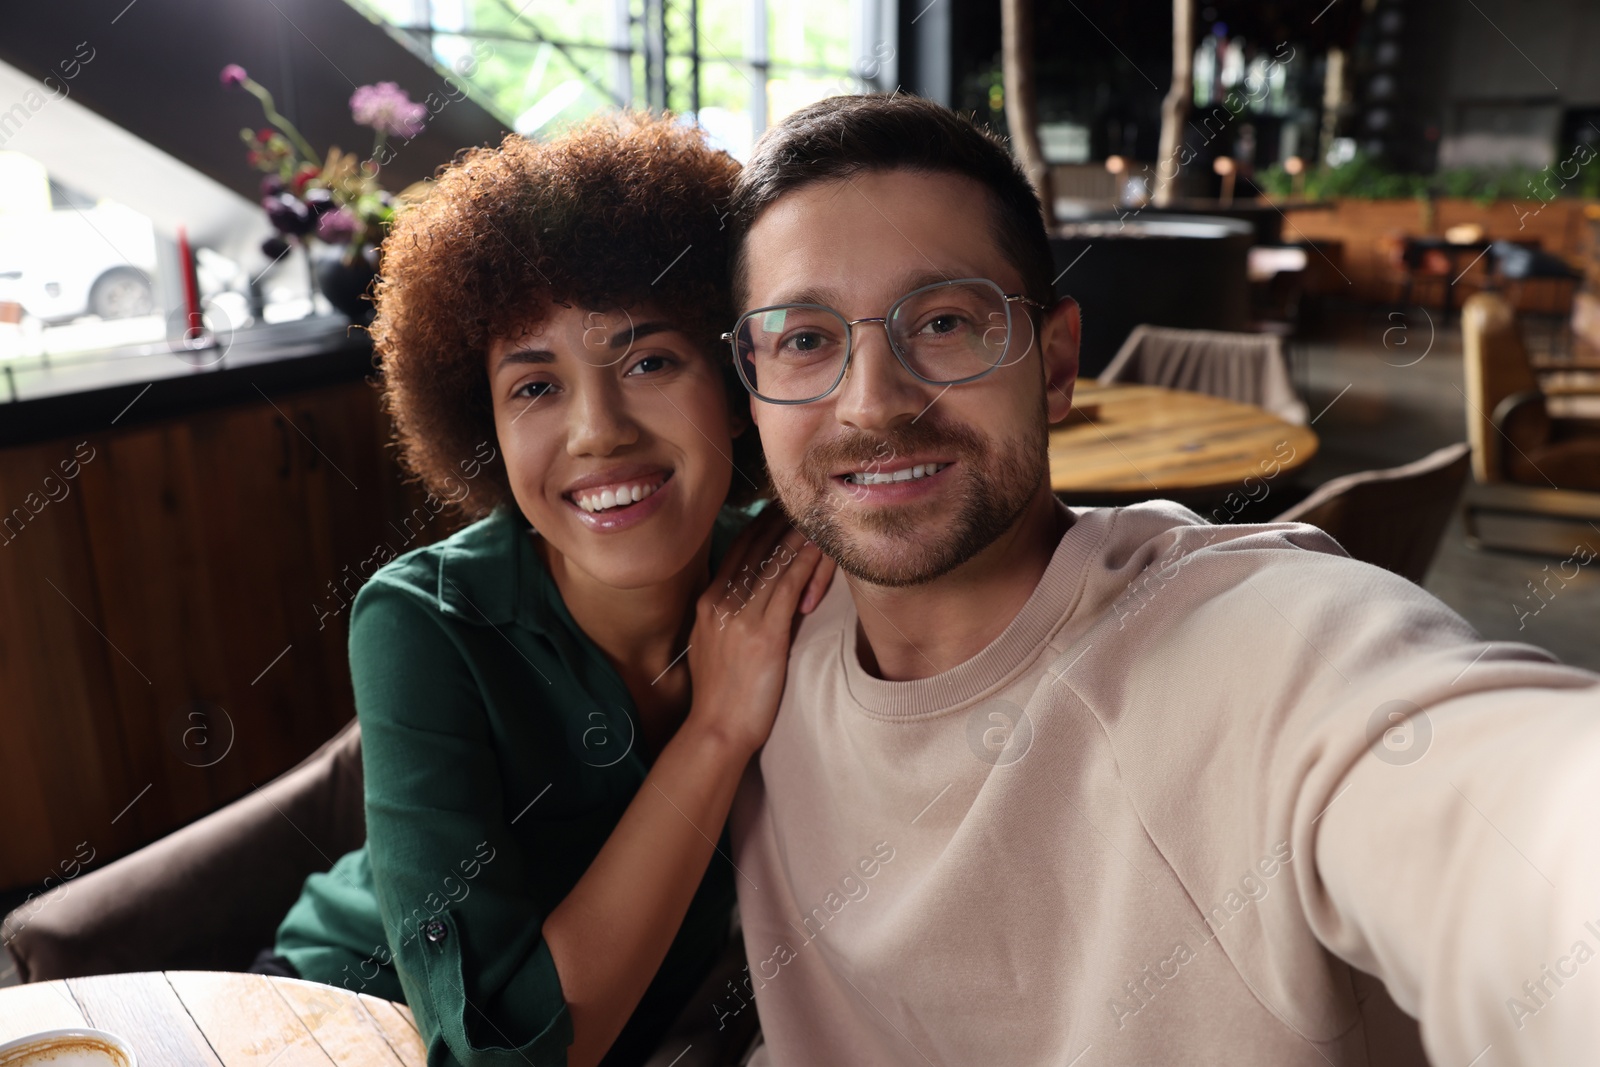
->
[177,225,202,340]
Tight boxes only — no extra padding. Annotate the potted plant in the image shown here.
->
[220,64,427,322]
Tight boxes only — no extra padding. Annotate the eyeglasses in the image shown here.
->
[722,278,1045,405]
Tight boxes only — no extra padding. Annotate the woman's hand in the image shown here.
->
[545,510,832,1066]
[685,509,835,759]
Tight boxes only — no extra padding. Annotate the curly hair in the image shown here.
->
[370,113,759,523]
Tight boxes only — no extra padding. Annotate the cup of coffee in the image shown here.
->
[0,1028,137,1067]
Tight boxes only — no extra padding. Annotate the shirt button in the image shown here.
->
[424,919,448,944]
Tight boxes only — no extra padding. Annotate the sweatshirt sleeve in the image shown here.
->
[1304,639,1600,1067]
[349,576,574,1067]
[1171,520,1600,1065]
[1078,513,1600,1063]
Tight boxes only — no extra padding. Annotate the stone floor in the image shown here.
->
[1289,303,1599,672]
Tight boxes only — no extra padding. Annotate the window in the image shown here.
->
[0,155,164,357]
[0,148,311,381]
[0,53,318,389]
[351,0,896,161]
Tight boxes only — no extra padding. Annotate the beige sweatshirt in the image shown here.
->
[730,500,1600,1066]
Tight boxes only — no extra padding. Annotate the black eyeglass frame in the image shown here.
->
[721,277,1048,405]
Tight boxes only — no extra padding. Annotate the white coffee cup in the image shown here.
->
[0,1028,137,1067]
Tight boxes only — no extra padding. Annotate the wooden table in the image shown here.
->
[1050,382,1318,500]
[0,972,426,1067]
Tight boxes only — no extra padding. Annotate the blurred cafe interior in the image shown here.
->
[0,0,1598,1063]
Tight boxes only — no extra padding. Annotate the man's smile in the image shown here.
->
[837,460,952,487]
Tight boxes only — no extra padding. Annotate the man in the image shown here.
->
[723,94,1600,1066]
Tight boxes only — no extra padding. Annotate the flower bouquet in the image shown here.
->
[221,64,428,319]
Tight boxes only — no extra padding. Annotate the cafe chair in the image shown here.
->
[1099,324,1308,425]
[2,719,367,980]
[2,720,760,1066]
[1273,443,1471,584]
[1458,291,1600,555]
[1381,234,1451,313]
[1464,290,1600,491]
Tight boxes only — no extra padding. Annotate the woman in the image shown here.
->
[264,115,831,1067]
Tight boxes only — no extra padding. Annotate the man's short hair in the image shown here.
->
[729,93,1056,309]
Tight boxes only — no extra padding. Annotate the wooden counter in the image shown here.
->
[0,323,438,889]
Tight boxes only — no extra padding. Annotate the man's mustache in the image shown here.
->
[801,415,988,476]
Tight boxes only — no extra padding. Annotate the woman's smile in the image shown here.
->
[564,467,675,531]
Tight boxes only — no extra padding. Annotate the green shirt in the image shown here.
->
[275,503,748,1067]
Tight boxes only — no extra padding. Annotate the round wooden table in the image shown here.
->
[0,971,425,1066]
[1050,381,1318,500]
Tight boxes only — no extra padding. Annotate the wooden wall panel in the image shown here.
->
[0,437,138,883]
[0,377,439,889]
[75,424,232,846]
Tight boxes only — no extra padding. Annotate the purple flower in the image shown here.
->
[350,82,427,139]
[220,64,249,89]
[316,207,359,244]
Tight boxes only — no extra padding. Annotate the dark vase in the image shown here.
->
[314,250,378,324]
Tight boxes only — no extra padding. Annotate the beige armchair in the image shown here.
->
[1459,291,1600,555]
[1462,291,1600,490]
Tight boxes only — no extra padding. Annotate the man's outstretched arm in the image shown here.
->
[1304,647,1600,1065]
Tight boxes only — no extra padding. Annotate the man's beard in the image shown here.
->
[772,409,1047,588]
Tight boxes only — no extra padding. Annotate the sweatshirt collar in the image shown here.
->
[840,503,1116,718]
